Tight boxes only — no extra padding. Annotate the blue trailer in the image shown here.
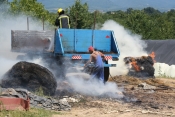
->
[11,28,120,81]
[54,29,120,66]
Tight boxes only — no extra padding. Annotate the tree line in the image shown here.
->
[1,0,175,40]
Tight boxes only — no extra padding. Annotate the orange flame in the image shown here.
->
[149,52,156,63]
[131,59,140,72]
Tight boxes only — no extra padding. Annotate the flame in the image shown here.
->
[131,58,140,72]
[149,52,156,63]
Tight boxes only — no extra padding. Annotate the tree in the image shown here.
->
[126,8,134,14]
[9,0,56,25]
[68,0,93,29]
[143,7,161,15]
[124,10,155,39]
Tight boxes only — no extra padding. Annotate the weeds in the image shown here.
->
[157,64,173,78]
[35,86,45,97]
[0,108,61,117]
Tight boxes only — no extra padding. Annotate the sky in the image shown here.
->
[35,0,175,12]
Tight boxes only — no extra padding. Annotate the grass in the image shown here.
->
[0,108,61,117]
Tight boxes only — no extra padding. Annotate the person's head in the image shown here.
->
[57,8,64,15]
[88,46,94,53]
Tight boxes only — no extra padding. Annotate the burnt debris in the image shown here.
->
[0,87,71,111]
[0,61,57,96]
[124,56,155,78]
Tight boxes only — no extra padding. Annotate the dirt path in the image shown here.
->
[53,77,175,117]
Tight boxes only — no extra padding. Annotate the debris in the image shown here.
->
[0,87,71,111]
[0,61,57,96]
[124,55,155,78]
[138,83,156,90]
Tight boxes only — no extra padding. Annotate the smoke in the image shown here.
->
[63,20,149,98]
[66,73,123,98]
[64,61,123,99]
[0,4,51,79]
[0,57,19,78]
[100,20,148,76]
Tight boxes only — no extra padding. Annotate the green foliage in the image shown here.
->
[68,0,93,29]
[9,0,56,25]
[143,7,161,15]
[35,86,45,97]
[6,0,175,39]
[110,9,175,39]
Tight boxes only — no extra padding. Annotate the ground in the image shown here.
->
[53,76,175,117]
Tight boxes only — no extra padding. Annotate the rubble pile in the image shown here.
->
[0,87,71,111]
[124,55,155,78]
[0,61,57,96]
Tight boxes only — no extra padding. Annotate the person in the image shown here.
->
[85,46,105,83]
[55,8,70,28]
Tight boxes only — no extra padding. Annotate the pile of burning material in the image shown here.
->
[124,53,155,78]
[0,61,57,96]
[0,87,71,111]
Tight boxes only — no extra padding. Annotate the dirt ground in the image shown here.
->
[53,76,175,117]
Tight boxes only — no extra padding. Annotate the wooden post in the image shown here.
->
[43,17,44,30]
[27,17,29,30]
[93,10,97,30]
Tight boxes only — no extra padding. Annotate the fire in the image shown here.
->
[124,54,155,77]
[124,53,155,72]
[131,58,140,72]
[149,52,156,63]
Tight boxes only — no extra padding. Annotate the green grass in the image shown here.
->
[0,108,61,117]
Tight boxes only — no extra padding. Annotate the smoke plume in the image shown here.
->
[101,20,148,76]
[0,4,51,79]
[66,72,124,98]
[64,20,149,98]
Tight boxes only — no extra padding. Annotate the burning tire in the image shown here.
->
[0,61,57,96]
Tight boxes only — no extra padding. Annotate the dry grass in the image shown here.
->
[109,75,175,88]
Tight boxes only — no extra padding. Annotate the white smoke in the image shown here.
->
[64,61,123,98]
[66,73,123,98]
[101,20,148,76]
[0,4,51,79]
[63,20,150,98]
[100,20,175,78]
[0,57,19,78]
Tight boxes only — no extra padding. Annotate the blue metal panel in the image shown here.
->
[59,29,74,52]
[93,30,111,52]
[111,31,120,56]
[75,29,93,52]
[54,29,120,60]
[54,29,64,54]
